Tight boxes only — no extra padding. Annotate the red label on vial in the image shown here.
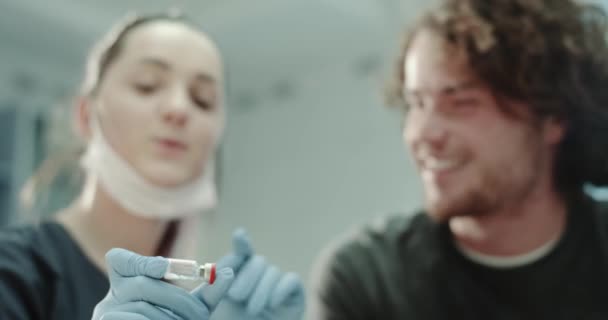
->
[209,264,216,284]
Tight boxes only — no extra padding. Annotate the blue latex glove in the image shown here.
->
[205,229,306,320]
[92,248,235,320]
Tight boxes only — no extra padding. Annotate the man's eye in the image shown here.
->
[133,83,159,95]
[453,98,479,106]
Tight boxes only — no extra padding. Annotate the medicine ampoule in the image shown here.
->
[164,258,216,284]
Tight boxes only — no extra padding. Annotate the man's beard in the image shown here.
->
[425,156,541,222]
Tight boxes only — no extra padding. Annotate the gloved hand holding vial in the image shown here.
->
[92,229,305,320]
[91,248,235,320]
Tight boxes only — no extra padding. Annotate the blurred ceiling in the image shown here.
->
[0,0,430,99]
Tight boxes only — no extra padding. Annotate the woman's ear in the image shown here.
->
[74,97,92,141]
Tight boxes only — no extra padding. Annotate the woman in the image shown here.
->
[0,13,304,320]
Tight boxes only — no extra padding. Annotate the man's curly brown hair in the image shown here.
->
[387,0,608,195]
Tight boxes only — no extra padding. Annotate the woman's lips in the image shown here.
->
[155,138,188,152]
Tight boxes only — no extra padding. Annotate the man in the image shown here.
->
[309,0,608,318]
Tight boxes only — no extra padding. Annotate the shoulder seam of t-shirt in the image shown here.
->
[357,211,427,247]
[34,222,85,278]
[316,211,427,271]
[0,222,70,278]
[0,223,58,297]
[0,225,39,267]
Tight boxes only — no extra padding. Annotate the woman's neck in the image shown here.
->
[57,177,169,273]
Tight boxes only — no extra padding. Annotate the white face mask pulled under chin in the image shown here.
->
[80,118,218,220]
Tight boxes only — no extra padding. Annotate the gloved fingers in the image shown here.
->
[99,311,152,320]
[113,276,209,320]
[216,228,254,271]
[106,248,168,281]
[269,272,305,308]
[232,228,254,257]
[215,254,245,273]
[101,302,179,320]
[246,265,281,315]
[191,267,234,311]
[207,299,244,320]
[227,255,267,301]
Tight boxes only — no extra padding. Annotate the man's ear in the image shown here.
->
[544,116,566,146]
[74,97,92,141]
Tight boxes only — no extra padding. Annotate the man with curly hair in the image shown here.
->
[309,0,608,318]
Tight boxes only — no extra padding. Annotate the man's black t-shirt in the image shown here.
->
[310,195,608,319]
[0,221,108,319]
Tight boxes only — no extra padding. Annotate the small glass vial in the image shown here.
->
[164,258,216,284]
